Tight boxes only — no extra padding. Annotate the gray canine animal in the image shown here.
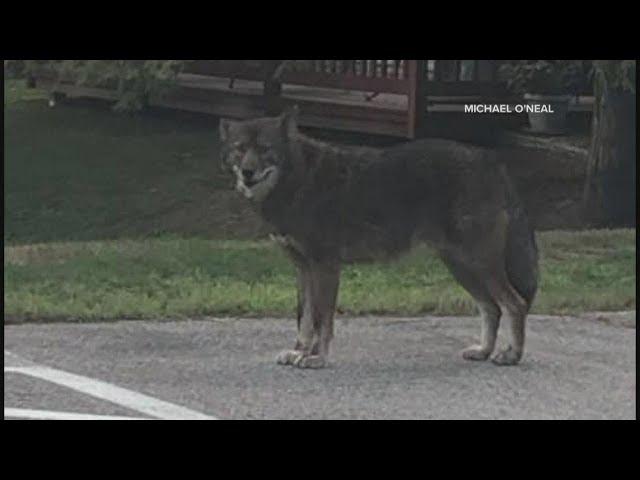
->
[219,108,538,369]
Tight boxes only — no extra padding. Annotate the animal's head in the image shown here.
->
[219,107,299,202]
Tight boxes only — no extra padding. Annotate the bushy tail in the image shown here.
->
[502,166,539,309]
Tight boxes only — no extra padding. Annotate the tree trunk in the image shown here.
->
[583,83,636,227]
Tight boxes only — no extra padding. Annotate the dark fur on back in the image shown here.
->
[262,136,527,266]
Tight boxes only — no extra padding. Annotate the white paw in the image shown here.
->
[293,355,328,369]
[491,346,523,366]
[462,345,492,361]
[276,350,303,366]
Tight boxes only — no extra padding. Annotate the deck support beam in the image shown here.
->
[407,60,428,138]
[263,60,283,116]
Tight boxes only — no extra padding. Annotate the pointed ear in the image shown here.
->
[219,118,234,141]
[279,105,299,138]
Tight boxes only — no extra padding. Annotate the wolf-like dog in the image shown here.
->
[219,108,538,369]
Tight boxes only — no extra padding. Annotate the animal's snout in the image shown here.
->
[241,169,255,180]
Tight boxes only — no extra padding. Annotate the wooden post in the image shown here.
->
[407,60,427,138]
[263,60,283,116]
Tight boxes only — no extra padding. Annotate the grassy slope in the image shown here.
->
[4,80,262,245]
[4,80,636,322]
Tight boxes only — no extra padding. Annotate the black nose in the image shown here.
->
[241,169,254,180]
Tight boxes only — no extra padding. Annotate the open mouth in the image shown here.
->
[244,167,275,188]
[232,165,278,199]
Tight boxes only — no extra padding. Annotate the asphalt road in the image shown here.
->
[4,313,636,420]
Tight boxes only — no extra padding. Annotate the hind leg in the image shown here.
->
[484,274,529,366]
[462,300,501,361]
[491,303,527,366]
[441,255,501,361]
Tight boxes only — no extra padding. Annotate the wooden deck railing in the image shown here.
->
[183,60,502,137]
[185,60,412,93]
[279,60,410,95]
[33,60,508,138]
[185,60,497,91]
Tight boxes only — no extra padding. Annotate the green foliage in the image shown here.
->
[5,60,189,112]
[499,60,589,96]
[5,60,320,112]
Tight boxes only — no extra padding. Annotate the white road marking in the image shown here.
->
[5,365,216,420]
[4,408,147,421]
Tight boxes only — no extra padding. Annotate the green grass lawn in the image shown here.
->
[4,79,636,322]
[3,231,636,322]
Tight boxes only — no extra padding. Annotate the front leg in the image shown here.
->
[276,265,312,365]
[293,263,340,369]
[276,259,341,369]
